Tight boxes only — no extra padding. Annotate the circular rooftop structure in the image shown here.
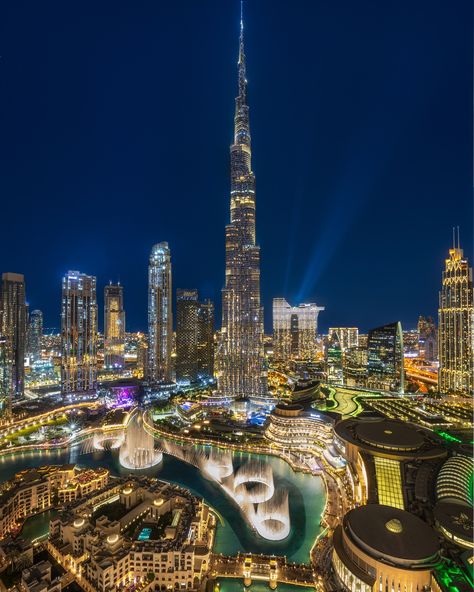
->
[355,420,424,452]
[273,403,304,418]
[345,504,440,565]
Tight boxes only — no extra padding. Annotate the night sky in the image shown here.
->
[1,1,472,333]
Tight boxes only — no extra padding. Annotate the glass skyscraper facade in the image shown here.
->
[28,309,43,362]
[0,272,27,403]
[218,11,267,401]
[104,283,125,370]
[367,321,404,393]
[61,270,97,395]
[438,239,473,396]
[147,242,172,384]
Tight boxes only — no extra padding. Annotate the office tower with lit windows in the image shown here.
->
[0,273,27,401]
[147,243,172,384]
[343,346,368,387]
[326,332,343,384]
[417,315,437,361]
[218,8,267,401]
[28,309,43,362]
[328,327,358,352]
[104,283,125,370]
[176,289,199,383]
[197,299,214,380]
[61,271,97,395]
[176,290,214,384]
[367,322,404,393]
[273,298,324,362]
[438,236,473,395]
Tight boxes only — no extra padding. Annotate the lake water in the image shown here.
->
[1,444,325,564]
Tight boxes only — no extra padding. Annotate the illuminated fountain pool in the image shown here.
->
[0,444,325,564]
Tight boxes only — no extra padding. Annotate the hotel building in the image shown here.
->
[48,477,213,592]
[273,299,324,362]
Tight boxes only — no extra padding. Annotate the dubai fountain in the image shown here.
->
[119,409,163,470]
[159,440,290,540]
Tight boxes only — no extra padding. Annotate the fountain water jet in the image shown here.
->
[119,409,162,469]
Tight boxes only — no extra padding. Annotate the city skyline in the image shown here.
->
[0,0,472,333]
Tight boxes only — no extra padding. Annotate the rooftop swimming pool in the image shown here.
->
[137,527,152,541]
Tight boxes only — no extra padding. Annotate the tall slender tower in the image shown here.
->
[104,283,125,370]
[218,4,267,401]
[28,309,43,362]
[438,231,473,396]
[147,243,172,384]
[0,273,27,402]
[61,271,97,395]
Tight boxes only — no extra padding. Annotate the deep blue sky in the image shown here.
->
[1,1,472,333]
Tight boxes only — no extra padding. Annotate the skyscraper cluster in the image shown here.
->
[0,12,472,405]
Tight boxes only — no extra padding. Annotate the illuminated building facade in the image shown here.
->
[197,298,214,380]
[0,272,27,401]
[48,478,213,592]
[328,327,359,352]
[218,9,267,401]
[438,237,473,396]
[104,283,125,370]
[417,315,437,361]
[28,309,43,362]
[147,242,172,383]
[176,290,214,383]
[343,346,368,387]
[367,321,404,393]
[61,271,97,395]
[326,332,343,384]
[332,505,440,592]
[273,298,324,362]
[333,418,446,509]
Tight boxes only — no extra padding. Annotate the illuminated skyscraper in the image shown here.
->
[0,273,27,401]
[273,298,324,361]
[176,290,214,384]
[148,243,172,384]
[61,271,97,394]
[417,315,437,361]
[328,327,359,352]
[176,289,199,383]
[367,322,404,393]
[438,234,473,396]
[219,7,267,400]
[28,309,43,362]
[104,283,125,370]
[197,299,214,380]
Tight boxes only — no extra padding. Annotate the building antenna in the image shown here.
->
[452,227,455,249]
[456,226,460,249]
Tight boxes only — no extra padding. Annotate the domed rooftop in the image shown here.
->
[355,419,424,451]
[345,504,440,564]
